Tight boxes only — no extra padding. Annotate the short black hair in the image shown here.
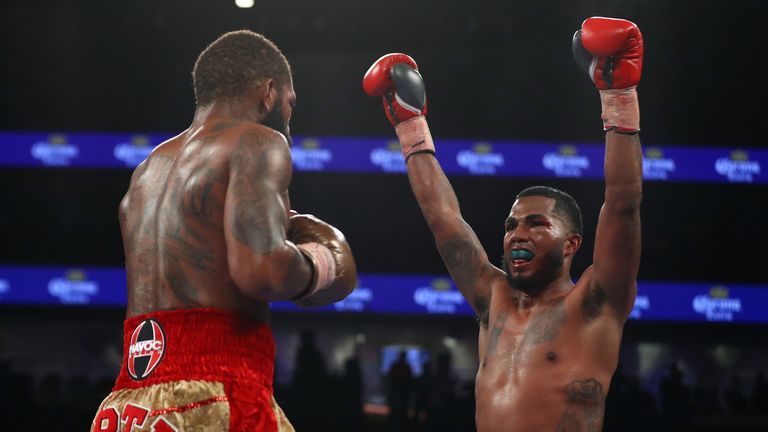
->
[192,30,291,107]
[516,186,583,235]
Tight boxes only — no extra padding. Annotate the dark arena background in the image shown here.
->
[1,0,768,431]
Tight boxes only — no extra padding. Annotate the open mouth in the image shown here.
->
[509,249,535,266]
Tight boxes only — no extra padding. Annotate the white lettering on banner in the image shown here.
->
[48,278,99,304]
[456,151,504,175]
[715,158,760,183]
[542,152,590,178]
[413,287,464,314]
[629,295,650,319]
[31,142,79,166]
[114,143,153,167]
[692,295,742,322]
[370,148,406,173]
[334,288,373,312]
[292,147,333,170]
[643,157,676,180]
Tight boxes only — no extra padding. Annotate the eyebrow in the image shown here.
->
[505,213,550,225]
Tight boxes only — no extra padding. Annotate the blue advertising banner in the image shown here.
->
[1,131,766,184]
[0,265,766,324]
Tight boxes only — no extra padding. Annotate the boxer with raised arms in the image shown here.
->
[91,30,357,432]
[364,17,643,431]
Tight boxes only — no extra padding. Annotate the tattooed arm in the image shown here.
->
[592,131,642,320]
[406,153,502,323]
[223,127,314,301]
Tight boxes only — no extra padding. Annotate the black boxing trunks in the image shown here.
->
[90,308,294,431]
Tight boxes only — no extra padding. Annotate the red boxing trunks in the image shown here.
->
[91,308,294,431]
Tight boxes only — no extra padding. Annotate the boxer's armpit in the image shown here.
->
[581,285,607,321]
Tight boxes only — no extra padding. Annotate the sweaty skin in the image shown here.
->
[119,82,315,321]
[406,131,641,431]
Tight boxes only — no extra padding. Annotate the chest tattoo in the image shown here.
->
[482,312,508,366]
[523,298,566,346]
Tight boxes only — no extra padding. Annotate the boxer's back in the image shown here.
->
[120,122,269,319]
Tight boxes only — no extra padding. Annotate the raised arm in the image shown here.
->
[363,54,500,320]
[573,17,644,319]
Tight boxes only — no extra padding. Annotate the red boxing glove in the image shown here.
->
[363,53,427,126]
[573,17,644,133]
[363,53,435,160]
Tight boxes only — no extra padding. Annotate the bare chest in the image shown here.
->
[479,299,569,376]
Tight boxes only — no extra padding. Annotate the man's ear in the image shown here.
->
[261,78,277,112]
[564,233,582,257]
[250,78,277,114]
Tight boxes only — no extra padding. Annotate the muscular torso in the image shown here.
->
[475,267,623,432]
[120,121,280,320]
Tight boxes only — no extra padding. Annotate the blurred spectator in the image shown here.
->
[605,367,659,432]
[724,374,748,414]
[690,369,721,415]
[339,356,364,432]
[425,351,458,432]
[387,350,412,432]
[659,362,691,430]
[751,372,768,415]
[290,329,332,430]
[413,360,433,424]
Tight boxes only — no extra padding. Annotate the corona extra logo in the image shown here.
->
[370,140,406,173]
[333,286,374,312]
[414,278,464,314]
[48,269,99,304]
[642,147,676,180]
[542,145,589,178]
[693,285,742,322]
[31,134,79,166]
[114,135,154,167]
[715,149,760,183]
[457,142,505,175]
[292,137,332,171]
